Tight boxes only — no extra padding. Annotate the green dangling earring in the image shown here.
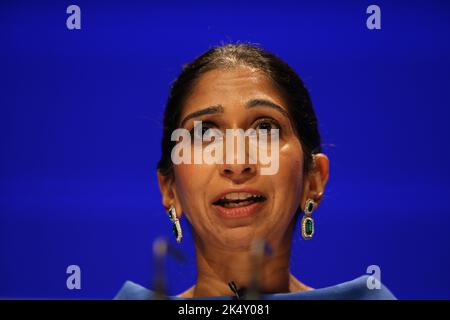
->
[167,205,183,243]
[301,199,315,240]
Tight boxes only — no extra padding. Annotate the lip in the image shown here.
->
[211,188,267,219]
[212,201,266,219]
[211,188,267,204]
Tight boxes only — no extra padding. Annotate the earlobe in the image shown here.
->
[314,153,329,188]
[157,171,184,219]
[157,171,176,210]
[311,154,329,199]
[299,153,330,209]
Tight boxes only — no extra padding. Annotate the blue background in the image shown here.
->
[1,0,450,299]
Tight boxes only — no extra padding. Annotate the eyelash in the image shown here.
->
[188,118,282,137]
[252,118,281,131]
[189,121,216,137]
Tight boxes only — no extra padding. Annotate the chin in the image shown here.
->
[215,227,266,250]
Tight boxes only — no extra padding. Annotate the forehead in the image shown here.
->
[181,67,288,119]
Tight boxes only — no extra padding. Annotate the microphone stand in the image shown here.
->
[246,239,273,300]
[152,237,185,300]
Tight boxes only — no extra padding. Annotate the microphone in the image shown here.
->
[246,239,273,300]
[228,239,272,300]
[228,281,247,300]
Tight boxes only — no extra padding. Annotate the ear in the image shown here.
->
[157,171,183,219]
[300,153,329,210]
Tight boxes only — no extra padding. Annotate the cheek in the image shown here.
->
[173,163,215,213]
[276,141,304,208]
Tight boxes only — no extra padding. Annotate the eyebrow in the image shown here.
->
[245,98,290,118]
[180,105,224,127]
[179,98,289,127]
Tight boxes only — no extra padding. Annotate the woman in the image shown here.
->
[115,44,396,300]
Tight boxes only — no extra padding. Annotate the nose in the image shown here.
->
[220,162,257,183]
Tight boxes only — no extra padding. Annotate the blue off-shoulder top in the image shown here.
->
[114,275,396,300]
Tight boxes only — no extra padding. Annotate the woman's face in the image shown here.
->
[165,67,307,250]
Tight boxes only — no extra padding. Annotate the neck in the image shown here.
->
[185,225,305,298]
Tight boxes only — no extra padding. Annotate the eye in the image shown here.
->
[190,122,219,140]
[203,128,223,141]
[253,118,281,132]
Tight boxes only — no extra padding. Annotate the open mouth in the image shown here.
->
[212,192,266,208]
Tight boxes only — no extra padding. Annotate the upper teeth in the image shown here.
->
[221,192,261,201]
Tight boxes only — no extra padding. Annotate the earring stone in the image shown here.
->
[301,199,315,240]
